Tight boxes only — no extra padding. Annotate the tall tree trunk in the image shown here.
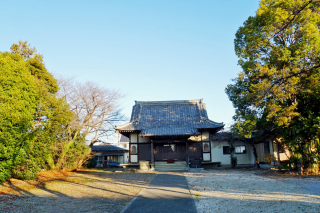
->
[252,144,260,169]
[277,142,281,166]
[231,142,235,160]
[230,141,236,168]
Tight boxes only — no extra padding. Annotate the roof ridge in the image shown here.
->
[135,99,203,106]
[115,122,133,128]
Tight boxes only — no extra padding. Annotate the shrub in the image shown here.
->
[230,156,238,168]
[85,157,97,168]
[12,161,40,180]
[278,162,291,171]
[265,153,274,165]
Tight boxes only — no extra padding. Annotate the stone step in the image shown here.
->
[155,165,186,167]
[155,165,186,168]
[156,169,187,171]
[155,162,186,165]
[154,161,187,171]
[154,166,186,169]
[155,162,186,164]
[155,167,186,170]
[155,163,186,166]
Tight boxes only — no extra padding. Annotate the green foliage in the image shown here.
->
[230,156,238,168]
[0,52,39,182]
[0,41,91,183]
[229,143,235,153]
[264,153,274,165]
[226,0,320,171]
[51,132,90,171]
[85,157,97,168]
[278,162,291,172]
[229,143,238,168]
[12,159,41,180]
[10,40,36,59]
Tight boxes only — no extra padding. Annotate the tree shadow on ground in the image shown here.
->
[0,170,155,213]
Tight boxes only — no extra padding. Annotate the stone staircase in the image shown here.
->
[154,161,187,171]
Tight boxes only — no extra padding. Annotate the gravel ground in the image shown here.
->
[0,169,155,213]
[185,170,320,213]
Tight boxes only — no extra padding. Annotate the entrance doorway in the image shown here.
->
[154,143,186,161]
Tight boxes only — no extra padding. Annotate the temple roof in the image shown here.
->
[115,99,224,137]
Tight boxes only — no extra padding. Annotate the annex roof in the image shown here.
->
[91,144,128,152]
[115,99,224,137]
[119,135,129,143]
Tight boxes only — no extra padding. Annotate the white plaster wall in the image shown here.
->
[203,153,210,161]
[280,152,290,161]
[202,131,210,141]
[119,142,129,149]
[268,139,274,155]
[118,156,124,164]
[255,143,265,162]
[122,152,129,164]
[131,155,138,163]
[211,141,254,165]
[130,133,137,142]
[138,136,148,143]
[272,140,279,161]
[272,140,290,162]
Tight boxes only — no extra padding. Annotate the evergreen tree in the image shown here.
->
[226,0,320,172]
[0,52,39,182]
[0,41,90,182]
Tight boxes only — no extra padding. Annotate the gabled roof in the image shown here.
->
[115,99,224,137]
[210,131,237,141]
[91,144,128,152]
[119,135,129,143]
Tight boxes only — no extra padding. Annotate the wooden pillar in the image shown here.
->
[150,142,154,171]
[129,133,131,163]
[186,142,189,171]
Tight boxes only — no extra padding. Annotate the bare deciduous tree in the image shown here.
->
[57,77,125,147]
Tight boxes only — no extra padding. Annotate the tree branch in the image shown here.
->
[260,63,320,99]
[272,1,312,39]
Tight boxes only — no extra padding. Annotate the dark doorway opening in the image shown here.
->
[154,143,186,161]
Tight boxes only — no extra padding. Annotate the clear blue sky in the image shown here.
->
[1,0,260,141]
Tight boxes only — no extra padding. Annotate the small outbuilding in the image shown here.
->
[91,144,128,167]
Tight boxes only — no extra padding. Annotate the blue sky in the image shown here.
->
[1,0,260,142]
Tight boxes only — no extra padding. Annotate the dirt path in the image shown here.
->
[185,170,320,213]
[0,169,155,213]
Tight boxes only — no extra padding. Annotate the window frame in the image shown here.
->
[130,144,138,155]
[202,141,211,162]
[223,145,247,155]
[235,145,246,154]
[223,146,231,155]
[203,142,211,153]
[129,133,139,163]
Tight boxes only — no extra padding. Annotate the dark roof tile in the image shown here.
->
[119,135,129,143]
[91,145,128,152]
[115,99,224,136]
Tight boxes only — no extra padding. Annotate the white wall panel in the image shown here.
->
[131,155,138,163]
[211,141,254,165]
[130,133,137,142]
